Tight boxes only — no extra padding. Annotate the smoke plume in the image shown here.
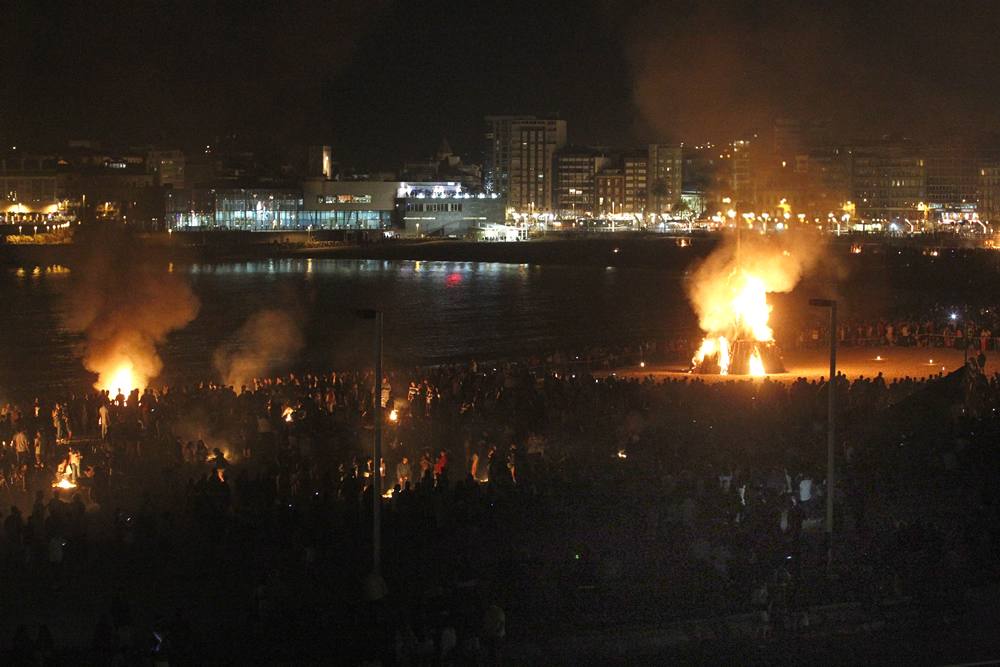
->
[214,309,304,388]
[63,229,200,392]
[622,0,1000,142]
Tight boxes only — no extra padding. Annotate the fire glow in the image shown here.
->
[687,234,820,377]
[691,269,772,376]
[98,360,141,394]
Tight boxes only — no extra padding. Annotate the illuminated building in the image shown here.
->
[0,152,67,223]
[850,142,926,223]
[165,188,302,229]
[483,115,534,196]
[554,147,609,216]
[164,180,500,235]
[648,143,683,214]
[301,179,398,229]
[596,169,624,217]
[396,182,503,236]
[622,151,648,215]
[484,115,566,212]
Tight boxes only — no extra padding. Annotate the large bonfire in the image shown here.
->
[690,268,784,376]
[688,233,820,376]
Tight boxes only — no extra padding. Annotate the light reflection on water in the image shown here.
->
[0,258,689,395]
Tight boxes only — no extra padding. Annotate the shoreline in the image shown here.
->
[2,233,998,272]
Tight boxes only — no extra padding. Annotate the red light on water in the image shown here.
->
[445,272,462,286]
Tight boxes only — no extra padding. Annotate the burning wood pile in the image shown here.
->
[686,233,818,377]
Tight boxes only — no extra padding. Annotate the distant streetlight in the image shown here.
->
[810,297,837,571]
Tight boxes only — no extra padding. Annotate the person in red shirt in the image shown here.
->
[433,449,448,480]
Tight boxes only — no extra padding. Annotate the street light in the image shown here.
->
[809,298,837,571]
[355,308,384,578]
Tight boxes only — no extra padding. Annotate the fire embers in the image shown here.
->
[691,338,785,376]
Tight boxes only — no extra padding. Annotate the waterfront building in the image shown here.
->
[648,143,683,214]
[850,142,926,223]
[484,115,566,212]
[622,151,648,215]
[396,182,504,236]
[596,169,624,217]
[164,179,501,235]
[554,147,609,216]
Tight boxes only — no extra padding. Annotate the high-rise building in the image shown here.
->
[648,144,683,214]
[622,151,648,215]
[554,147,609,216]
[484,115,566,212]
[483,115,534,196]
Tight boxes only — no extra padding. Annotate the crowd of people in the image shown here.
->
[0,340,998,663]
[789,304,1000,351]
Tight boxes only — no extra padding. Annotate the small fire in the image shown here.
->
[282,406,294,423]
[388,409,398,422]
[53,479,76,490]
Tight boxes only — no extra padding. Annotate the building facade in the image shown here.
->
[485,115,566,212]
[147,149,186,188]
[850,143,926,222]
[164,180,500,235]
[978,165,1000,224]
[554,148,609,216]
[483,115,534,196]
[622,152,648,215]
[596,169,624,216]
[397,182,504,236]
[924,143,978,210]
[648,144,683,214]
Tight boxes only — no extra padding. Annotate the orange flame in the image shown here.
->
[96,361,142,394]
[691,269,773,375]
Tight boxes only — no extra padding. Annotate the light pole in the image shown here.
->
[810,298,837,571]
[355,308,384,576]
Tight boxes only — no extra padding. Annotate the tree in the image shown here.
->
[650,178,669,219]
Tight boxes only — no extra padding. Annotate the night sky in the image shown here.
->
[3,1,999,167]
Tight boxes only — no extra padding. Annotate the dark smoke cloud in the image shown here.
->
[214,309,304,388]
[621,0,1000,142]
[62,229,200,391]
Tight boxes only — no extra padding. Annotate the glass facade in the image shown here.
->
[165,188,391,230]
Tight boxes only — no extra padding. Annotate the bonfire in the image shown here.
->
[690,267,786,376]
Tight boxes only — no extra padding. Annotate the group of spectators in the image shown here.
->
[0,340,998,663]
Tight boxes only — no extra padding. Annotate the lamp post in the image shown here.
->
[810,298,837,571]
[355,308,384,576]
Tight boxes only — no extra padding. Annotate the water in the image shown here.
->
[0,258,695,396]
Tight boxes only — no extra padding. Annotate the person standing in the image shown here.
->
[32,431,43,469]
[12,428,29,468]
[98,402,110,440]
[396,456,412,488]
